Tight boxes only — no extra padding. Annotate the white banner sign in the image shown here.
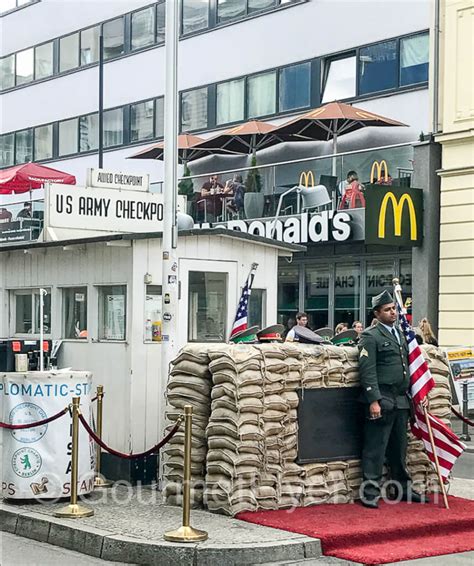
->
[87,168,149,191]
[0,372,95,499]
[48,184,165,233]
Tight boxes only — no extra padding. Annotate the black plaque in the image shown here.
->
[296,387,364,463]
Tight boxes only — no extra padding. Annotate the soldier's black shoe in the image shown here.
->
[401,491,430,503]
[361,498,379,509]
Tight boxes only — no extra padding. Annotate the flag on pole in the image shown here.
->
[394,287,465,483]
[229,263,258,340]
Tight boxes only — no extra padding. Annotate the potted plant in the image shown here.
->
[178,163,195,215]
[244,155,265,219]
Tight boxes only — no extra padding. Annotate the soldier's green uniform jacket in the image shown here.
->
[358,323,410,409]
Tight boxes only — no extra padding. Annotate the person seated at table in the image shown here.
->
[200,174,224,196]
[16,202,32,219]
[225,174,246,215]
[0,207,12,223]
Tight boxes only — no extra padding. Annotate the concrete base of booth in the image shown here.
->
[100,453,158,485]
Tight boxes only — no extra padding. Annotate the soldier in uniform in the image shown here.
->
[358,290,428,508]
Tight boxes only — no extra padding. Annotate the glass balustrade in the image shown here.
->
[0,199,44,244]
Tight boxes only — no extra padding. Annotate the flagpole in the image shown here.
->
[393,278,449,509]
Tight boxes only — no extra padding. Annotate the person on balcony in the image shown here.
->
[338,170,362,199]
[16,202,32,219]
[225,174,246,216]
[0,208,13,223]
[200,174,224,196]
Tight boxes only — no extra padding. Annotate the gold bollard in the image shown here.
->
[54,398,94,518]
[164,405,208,542]
[94,385,113,488]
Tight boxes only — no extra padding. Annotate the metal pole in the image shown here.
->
[98,30,104,169]
[461,382,472,441]
[39,288,47,372]
[94,385,112,488]
[54,398,94,517]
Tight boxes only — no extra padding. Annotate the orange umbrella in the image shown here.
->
[128,134,213,164]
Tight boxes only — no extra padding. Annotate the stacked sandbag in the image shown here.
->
[163,345,214,507]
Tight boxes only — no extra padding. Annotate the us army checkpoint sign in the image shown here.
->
[0,372,95,499]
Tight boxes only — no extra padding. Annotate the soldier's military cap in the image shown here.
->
[331,329,359,345]
[293,326,324,344]
[315,327,334,340]
[230,325,259,344]
[371,290,394,309]
[257,324,285,342]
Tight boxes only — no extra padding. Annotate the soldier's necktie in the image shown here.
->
[391,327,400,344]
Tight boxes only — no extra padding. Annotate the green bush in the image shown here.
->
[178,163,194,196]
[245,155,262,193]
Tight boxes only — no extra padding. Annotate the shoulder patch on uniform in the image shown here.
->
[366,386,372,391]
[360,348,369,358]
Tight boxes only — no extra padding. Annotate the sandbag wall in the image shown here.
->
[163,343,452,516]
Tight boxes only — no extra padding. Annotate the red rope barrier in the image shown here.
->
[0,406,69,430]
[78,413,182,459]
[451,406,474,428]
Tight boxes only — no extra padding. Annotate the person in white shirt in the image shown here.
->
[286,312,309,341]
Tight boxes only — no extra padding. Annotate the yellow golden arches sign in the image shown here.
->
[370,160,389,183]
[299,171,315,188]
[378,192,417,241]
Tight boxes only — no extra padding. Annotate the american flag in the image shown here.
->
[229,264,257,340]
[394,287,465,483]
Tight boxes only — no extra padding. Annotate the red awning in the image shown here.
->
[0,163,76,194]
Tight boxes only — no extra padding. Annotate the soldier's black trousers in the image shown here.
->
[361,408,411,501]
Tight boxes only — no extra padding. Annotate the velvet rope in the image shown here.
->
[78,413,183,459]
[451,406,474,428]
[0,406,69,430]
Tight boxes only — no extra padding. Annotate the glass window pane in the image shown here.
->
[132,6,155,50]
[335,263,360,326]
[157,1,166,43]
[400,34,429,86]
[16,48,33,85]
[59,118,78,156]
[16,294,32,333]
[99,285,127,340]
[305,264,330,330]
[131,100,154,142]
[15,129,33,164]
[35,42,53,80]
[181,88,208,131]
[218,0,246,23]
[188,271,227,342]
[359,40,397,95]
[399,258,413,323]
[59,33,79,73]
[1,0,16,13]
[248,71,276,118]
[155,97,164,137]
[322,55,356,103]
[278,262,299,335]
[365,261,394,326]
[182,0,209,35]
[103,108,123,148]
[1,55,15,90]
[79,114,99,152]
[145,284,162,342]
[216,79,245,125]
[0,133,15,167]
[34,291,51,334]
[80,26,100,65]
[249,0,275,12]
[34,124,53,160]
[103,17,125,60]
[249,288,266,329]
[14,289,51,334]
[63,287,88,339]
[279,62,310,112]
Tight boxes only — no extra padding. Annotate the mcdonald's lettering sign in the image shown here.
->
[365,186,423,246]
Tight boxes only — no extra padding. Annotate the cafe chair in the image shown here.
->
[196,199,208,223]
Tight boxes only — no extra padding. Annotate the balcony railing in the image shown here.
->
[0,199,44,244]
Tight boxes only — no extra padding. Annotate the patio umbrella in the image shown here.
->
[0,163,76,194]
[272,101,407,174]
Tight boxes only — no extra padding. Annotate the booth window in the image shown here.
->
[322,54,356,103]
[13,288,51,335]
[63,287,88,339]
[98,285,127,340]
[248,288,266,329]
[145,285,162,342]
[188,272,227,342]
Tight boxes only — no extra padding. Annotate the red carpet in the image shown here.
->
[237,496,474,564]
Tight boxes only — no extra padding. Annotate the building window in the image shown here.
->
[365,261,395,325]
[13,289,51,335]
[249,288,266,329]
[98,285,127,340]
[0,134,15,167]
[34,42,53,80]
[279,62,311,112]
[79,113,98,152]
[131,6,155,50]
[15,129,33,164]
[144,285,162,342]
[305,263,330,330]
[217,0,246,23]
[157,1,166,43]
[322,54,356,103]
[249,0,276,12]
[400,33,429,86]
[59,33,79,73]
[103,108,123,148]
[1,0,37,14]
[155,97,165,137]
[359,40,398,95]
[63,287,88,339]
[34,124,53,160]
[80,26,100,65]
[103,17,125,60]
[1,55,15,90]
[59,118,78,156]
[188,271,227,341]
[248,71,276,118]
[181,87,208,131]
[399,258,412,316]
[15,48,33,85]
[278,263,299,334]
[182,0,209,35]
[334,262,360,326]
[131,100,155,142]
[216,78,245,125]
